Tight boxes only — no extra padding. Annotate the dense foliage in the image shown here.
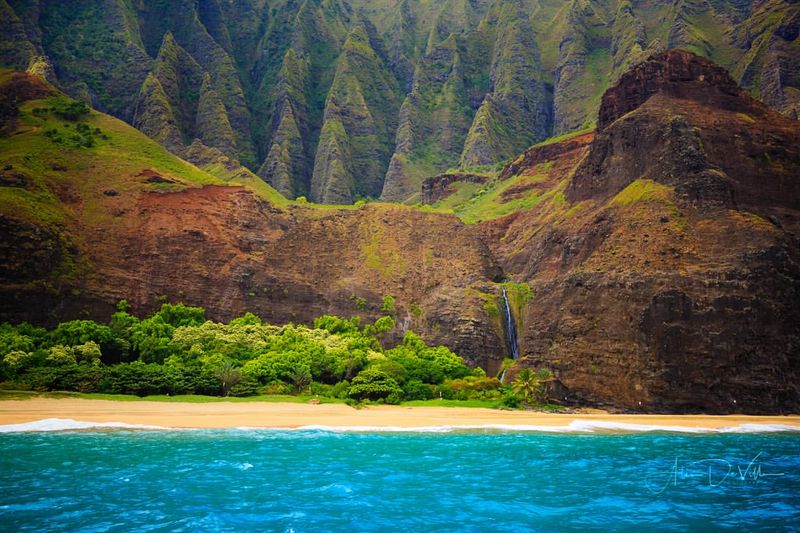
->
[0,302,509,404]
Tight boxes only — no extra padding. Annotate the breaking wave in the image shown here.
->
[0,418,167,433]
[2,418,798,434]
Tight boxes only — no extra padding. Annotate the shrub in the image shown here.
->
[348,368,403,403]
[501,391,521,408]
[314,315,361,335]
[51,99,90,121]
[330,380,351,399]
[99,362,183,396]
[49,320,114,350]
[74,341,102,365]
[180,365,221,395]
[229,376,260,397]
[381,295,397,316]
[261,380,294,395]
[22,364,103,393]
[45,345,76,366]
[3,350,35,371]
[404,379,434,400]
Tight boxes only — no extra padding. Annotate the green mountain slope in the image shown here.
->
[1,0,797,203]
[0,69,284,247]
[310,19,402,203]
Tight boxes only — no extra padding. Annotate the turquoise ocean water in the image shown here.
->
[1,423,799,531]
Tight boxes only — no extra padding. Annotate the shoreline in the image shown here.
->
[1,398,799,432]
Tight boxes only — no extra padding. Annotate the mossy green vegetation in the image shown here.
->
[500,282,533,323]
[0,302,511,406]
[428,165,554,224]
[609,179,688,235]
[310,19,402,203]
[610,179,672,206]
[0,75,285,232]
[3,0,794,207]
[37,0,151,117]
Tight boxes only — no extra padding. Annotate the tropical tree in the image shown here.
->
[214,361,241,397]
[513,367,552,404]
[512,369,538,403]
[348,368,403,404]
[288,365,312,394]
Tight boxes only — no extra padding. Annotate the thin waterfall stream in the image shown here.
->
[499,286,519,383]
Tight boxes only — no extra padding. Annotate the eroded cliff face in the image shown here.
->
[485,50,800,413]
[1,182,506,368]
[8,0,797,204]
[2,50,799,413]
[105,187,505,365]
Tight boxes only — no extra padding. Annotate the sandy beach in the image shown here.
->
[1,398,799,431]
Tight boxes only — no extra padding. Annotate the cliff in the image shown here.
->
[484,50,800,413]
[2,46,800,413]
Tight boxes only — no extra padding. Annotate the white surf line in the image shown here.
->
[2,418,799,434]
[0,418,168,433]
[260,421,800,434]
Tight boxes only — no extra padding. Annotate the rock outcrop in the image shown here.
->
[486,50,800,413]
[310,20,402,204]
[596,49,741,132]
[572,50,800,213]
[459,1,552,167]
[421,173,489,205]
[0,71,506,371]
[3,35,800,412]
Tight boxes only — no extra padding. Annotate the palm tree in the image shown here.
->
[215,361,241,397]
[534,368,553,403]
[512,368,539,403]
[289,366,312,394]
[513,367,553,404]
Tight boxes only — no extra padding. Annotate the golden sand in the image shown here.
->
[1,398,798,431]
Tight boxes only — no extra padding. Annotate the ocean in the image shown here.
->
[1,421,799,531]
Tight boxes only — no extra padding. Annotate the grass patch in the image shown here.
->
[399,398,502,408]
[429,172,548,224]
[529,127,594,149]
[610,179,673,206]
[0,390,348,404]
[0,390,519,410]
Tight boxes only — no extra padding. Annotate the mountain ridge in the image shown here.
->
[2,0,798,204]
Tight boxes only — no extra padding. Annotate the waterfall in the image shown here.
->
[499,286,519,383]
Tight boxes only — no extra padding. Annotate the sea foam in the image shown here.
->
[275,421,800,434]
[0,418,167,433]
[1,418,798,434]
